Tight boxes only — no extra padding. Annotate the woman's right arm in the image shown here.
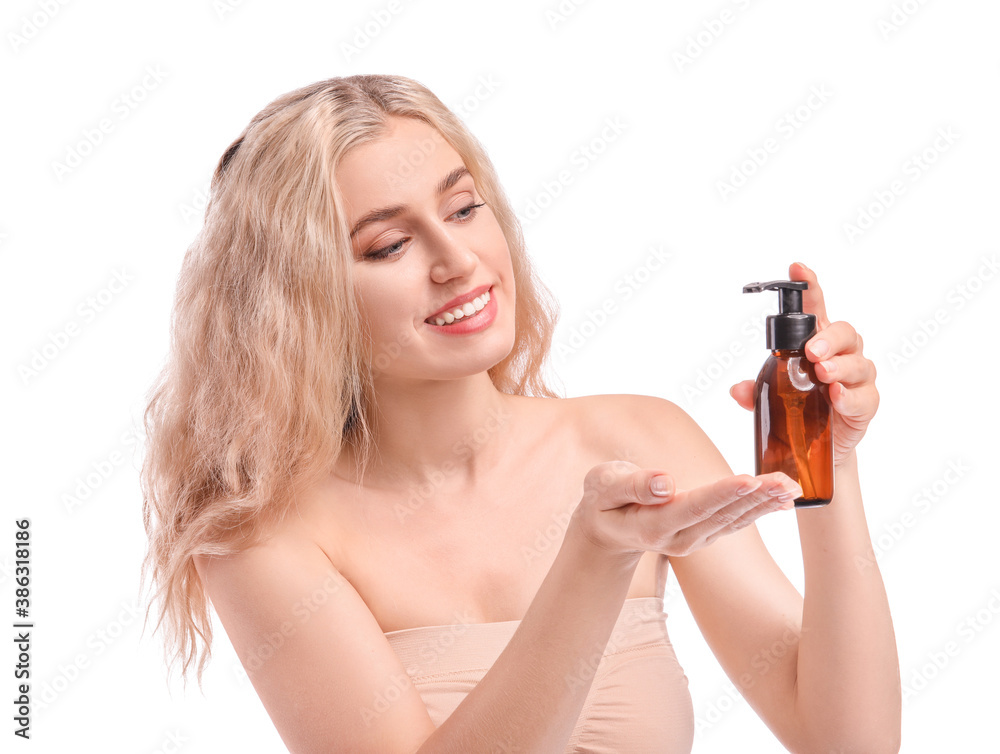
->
[421,463,800,752]
[196,464,799,753]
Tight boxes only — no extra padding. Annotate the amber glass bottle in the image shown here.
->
[743,280,834,507]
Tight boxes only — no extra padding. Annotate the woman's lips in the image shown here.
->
[424,283,493,322]
[424,285,492,325]
[424,286,497,334]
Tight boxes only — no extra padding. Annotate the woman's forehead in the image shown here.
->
[336,121,470,215]
[339,118,457,176]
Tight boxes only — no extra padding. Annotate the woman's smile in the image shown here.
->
[424,285,497,334]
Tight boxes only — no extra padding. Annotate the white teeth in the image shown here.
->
[431,289,491,326]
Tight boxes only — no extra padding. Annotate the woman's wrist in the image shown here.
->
[564,512,644,576]
[834,446,859,474]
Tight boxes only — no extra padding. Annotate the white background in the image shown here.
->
[3,0,998,752]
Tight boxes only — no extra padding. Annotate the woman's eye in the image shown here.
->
[362,202,487,261]
[452,202,486,222]
[365,238,407,261]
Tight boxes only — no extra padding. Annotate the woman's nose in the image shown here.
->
[425,225,478,282]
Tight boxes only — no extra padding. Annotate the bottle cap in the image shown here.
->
[742,280,816,351]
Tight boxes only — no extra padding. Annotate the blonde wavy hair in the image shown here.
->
[139,73,563,689]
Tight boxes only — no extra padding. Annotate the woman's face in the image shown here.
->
[336,117,516,383]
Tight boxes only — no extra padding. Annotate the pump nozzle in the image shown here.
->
[742,280,809,315]
[743,279,815,351]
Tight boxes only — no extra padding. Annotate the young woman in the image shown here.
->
[140,74,901,753]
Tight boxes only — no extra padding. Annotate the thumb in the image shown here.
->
[606,468,675,510]
[729,380,755,411]
[646,471,675,501]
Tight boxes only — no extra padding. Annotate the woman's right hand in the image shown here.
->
[569,461,801,558]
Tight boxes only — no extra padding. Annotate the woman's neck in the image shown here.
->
[341,373,520,492]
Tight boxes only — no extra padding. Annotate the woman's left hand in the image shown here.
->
[729,262,879,468]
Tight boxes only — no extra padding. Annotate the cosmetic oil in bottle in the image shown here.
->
[742,280,833,508]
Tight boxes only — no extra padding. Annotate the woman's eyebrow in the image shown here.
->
[349,166,471,239]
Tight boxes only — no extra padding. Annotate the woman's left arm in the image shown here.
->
[625,262,900,753]
[759,263,901,752]
[785,447,902,753]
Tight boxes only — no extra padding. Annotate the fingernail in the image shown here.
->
[795,261,810,271]
[737,481,761,495]
[651,476,672,496]
[810,340,829,358]
[820,359,836,373]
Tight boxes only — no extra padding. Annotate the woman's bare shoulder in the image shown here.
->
[558,393,690,427]
[557,393,703,459]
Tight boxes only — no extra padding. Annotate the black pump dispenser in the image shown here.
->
[742,280,816,351]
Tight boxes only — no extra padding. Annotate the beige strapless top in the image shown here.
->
[384,596,695,753]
